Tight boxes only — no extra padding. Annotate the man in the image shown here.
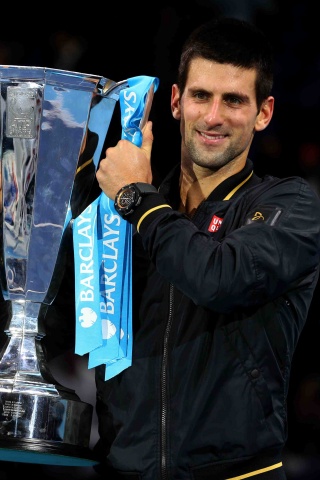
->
[95,17,320,480]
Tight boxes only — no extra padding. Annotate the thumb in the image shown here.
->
[141,121,154,158]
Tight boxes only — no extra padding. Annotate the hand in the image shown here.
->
[96,121,154,200]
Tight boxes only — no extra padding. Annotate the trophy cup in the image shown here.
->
[0,65,127,465]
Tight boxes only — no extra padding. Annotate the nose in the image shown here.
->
[203,98,224,125]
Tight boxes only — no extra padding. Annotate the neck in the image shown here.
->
[179,159,246,215]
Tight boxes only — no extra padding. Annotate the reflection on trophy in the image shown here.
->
[0,66,127,465]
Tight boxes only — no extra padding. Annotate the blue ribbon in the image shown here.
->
[73,75,159,380]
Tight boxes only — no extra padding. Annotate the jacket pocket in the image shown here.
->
[223,320,274,419]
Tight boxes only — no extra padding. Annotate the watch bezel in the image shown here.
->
[114,184,138,216]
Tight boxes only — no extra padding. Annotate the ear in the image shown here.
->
[255,96,274,132]
[171,84,181,120]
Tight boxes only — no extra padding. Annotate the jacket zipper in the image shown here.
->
[160,282,174,480]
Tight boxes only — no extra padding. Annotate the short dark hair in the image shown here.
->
[177,17,274,108]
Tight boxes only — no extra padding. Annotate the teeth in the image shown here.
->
[201,133,223,140]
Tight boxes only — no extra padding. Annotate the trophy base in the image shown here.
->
[0,390,98,466]
[0,437,98,466]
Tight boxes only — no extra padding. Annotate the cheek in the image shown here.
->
[181,99,200,118]
[188,104,202,120]
[180,117,186,136]
[234,113,257,133]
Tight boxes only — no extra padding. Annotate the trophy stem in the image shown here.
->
[0,301,59,395]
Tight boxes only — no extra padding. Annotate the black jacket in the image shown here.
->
[94,159,320,480]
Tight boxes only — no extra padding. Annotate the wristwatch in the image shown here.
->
[114,182,158,218]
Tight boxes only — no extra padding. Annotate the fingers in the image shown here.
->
[96,121,154,200]
[141,121,153,159]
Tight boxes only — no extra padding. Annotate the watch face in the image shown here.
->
[115,185,137,216]
[118,188,135,209]
[115,183,156,218]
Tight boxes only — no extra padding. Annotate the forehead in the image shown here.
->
[187,57,257,95]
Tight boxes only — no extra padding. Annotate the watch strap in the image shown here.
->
[134,182,158,194]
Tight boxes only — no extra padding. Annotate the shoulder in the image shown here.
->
[242,174,320,227]
[250,174,320,204]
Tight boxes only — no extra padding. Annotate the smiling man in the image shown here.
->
[94,17,320,480]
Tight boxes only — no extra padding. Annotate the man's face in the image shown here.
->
[171,57,273,172]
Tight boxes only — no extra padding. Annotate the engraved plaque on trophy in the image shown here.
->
[0,65,127,465]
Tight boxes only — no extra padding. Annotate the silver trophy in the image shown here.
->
[0,65,127,465]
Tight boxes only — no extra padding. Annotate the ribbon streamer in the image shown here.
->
[73,75,159,380]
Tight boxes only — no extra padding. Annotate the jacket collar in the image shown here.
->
[159,159,262,207]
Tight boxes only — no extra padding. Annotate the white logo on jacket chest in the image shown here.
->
[208,215,223,233]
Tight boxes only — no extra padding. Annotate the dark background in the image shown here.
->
[1,0,320,478]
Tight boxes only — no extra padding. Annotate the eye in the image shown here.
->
[224,94,249,108]
[225,95,243,105]
[193,91,209,101]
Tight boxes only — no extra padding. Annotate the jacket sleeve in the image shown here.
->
[128,177,320,313]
